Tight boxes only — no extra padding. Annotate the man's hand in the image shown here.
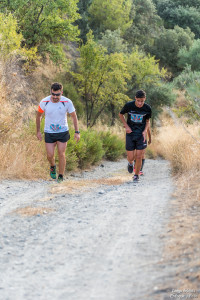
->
[142,130,147,142]
[148,137,151,145]
[74,133,80,143]
[125,126,132,134]
[37,132,42,141]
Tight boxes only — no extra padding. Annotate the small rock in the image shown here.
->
[98,191,105,194]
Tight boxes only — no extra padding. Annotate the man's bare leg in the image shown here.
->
[127,150,135,165]
[135,149,145,175]
[45,142,56,166]
[57,141,67,175]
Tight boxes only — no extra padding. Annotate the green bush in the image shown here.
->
[100,131,125,161]
[67,129,105,169]
[65,145,79,171]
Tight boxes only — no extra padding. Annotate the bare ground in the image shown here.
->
[0,159,199,300]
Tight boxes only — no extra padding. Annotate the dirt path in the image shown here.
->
[0,159,175,300]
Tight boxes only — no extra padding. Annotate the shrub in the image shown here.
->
[67,129,105,169]
[100,131,125,161]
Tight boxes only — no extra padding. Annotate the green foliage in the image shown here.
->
[0,0,80,63]
[172,105,200,121]
[100,131,125,161]
[98,29,128,54]
[63,82,84,117]
[72,130,104,168]
[149,26,194,75]
[173,65,200,90]
[73,32,168,126]
[66,128,125,169]
[88,0,132,36]
[0,13,22,57]
[73,31,130,127]
[178,39,200,71]
[155,0,200,38]
[173,65,200,120]
[125,48,167,96]
[75,0,93,43]
[65,139,79,171]
[0,12,39,69]
[124,0,162,49]
[145,83,176,121]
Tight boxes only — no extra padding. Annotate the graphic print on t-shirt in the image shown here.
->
[50,124,62,131]
[130,113,144,123]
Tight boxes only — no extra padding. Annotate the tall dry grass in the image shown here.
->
[151,118,200,293]
[151,123,200,174]
[0,90,48,179]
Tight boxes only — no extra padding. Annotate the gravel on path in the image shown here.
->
[0,159,174,300]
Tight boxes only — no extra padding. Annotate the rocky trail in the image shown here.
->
[0,158,189,300]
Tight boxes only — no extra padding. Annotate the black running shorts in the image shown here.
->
[126,133,147,151]
[45,131,70,143]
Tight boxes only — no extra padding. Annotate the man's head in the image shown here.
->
[135,90,146,108]
[51,82,63,103]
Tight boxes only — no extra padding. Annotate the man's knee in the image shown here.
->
[136,150,144,160]
[127,151,135,161]
[47,153,54,160]
[58,150,66,159]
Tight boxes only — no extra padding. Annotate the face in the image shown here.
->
[51,89,62,103]
[135,97,146,108]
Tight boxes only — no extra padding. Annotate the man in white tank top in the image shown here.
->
[36,82,80,182]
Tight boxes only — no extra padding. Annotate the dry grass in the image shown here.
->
[51,175,130,194]
[151,114,200,294]
[151,123,200,174]
[0,58,60,179]
[93,119,126,139]
[0,135,48,179]
[158,169,200,293]
[13,206,54,216]
[0,95,48,179]
[174,90,188,108]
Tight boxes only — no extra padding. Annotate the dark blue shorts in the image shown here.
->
[45,131,70,143]
[126,133,147,151]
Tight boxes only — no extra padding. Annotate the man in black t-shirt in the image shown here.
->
[119,90,152,181]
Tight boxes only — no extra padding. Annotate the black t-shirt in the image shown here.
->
[120,101,152,136]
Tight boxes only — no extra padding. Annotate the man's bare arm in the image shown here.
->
[119,113,132,134]
[36,111,43,141]
[70,111,80,142]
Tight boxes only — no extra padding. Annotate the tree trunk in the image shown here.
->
[110,103,116,126]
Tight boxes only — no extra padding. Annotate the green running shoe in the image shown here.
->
[50,165,56,179]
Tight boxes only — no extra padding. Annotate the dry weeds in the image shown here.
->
[151,123,200,174]
[150,115,200,295]
[13,206,54,217]
[157,170,200,293]
[51,175,130,195]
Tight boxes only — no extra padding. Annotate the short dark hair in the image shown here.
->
[51,82,63,91]
[135,90,146,98]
